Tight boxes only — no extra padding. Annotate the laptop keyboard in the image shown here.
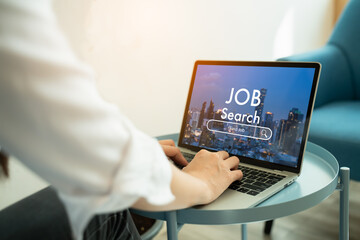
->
[229,165,286,196]
[182,152,194,162]
[178,152,286,196]
[174,152,193,169]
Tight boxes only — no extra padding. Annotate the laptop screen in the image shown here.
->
[178,61,320,173]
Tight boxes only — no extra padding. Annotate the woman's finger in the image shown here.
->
[158,139,176,146]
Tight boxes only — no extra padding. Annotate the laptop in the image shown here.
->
[177,60,321,210]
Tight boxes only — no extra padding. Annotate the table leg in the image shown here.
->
[241,224,247,240]
[264,220,273,234]
[339,167,349,240]
[165,211,178,240]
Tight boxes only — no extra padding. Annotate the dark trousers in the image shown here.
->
[0,187,141,240]
[84,210,141,240]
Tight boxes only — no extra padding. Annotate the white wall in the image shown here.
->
[1,0,335,209]
[0,158,48,210]
[54,0,334,138]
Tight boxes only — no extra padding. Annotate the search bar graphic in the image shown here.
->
[206,119,273,141]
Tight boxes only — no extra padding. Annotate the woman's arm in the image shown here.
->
[133,149,243,211]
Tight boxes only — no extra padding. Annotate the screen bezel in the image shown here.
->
[178,60,321,174]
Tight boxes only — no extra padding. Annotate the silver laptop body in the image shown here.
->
[177,60,321,209]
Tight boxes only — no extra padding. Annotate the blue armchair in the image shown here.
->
[279,0,360,181]
[264,1,360,234]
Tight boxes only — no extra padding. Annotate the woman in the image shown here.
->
[0,1,242,239]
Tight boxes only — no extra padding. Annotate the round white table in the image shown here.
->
[132,134,350,240]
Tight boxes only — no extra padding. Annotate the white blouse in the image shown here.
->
[0,0,174,239]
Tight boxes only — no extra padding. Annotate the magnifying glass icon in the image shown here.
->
[261,129,268,138]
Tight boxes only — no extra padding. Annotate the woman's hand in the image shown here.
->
[158,139,188,167]
[133,145,243,211]
[182,149,243,203]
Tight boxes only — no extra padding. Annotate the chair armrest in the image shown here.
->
[278,44,354,108]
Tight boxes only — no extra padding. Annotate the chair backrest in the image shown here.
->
[329,0,360,99]
[278,44,354,108]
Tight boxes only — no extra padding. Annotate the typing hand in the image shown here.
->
[182,150,243,203]
[159,139,188,167]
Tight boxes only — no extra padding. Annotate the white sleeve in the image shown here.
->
[0,0,174,239]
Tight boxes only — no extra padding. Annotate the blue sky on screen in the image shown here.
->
[189,64,315,121]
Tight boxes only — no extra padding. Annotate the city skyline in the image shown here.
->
[181,64,314,167]
[189,64,315,121]
[183,99,305,167]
